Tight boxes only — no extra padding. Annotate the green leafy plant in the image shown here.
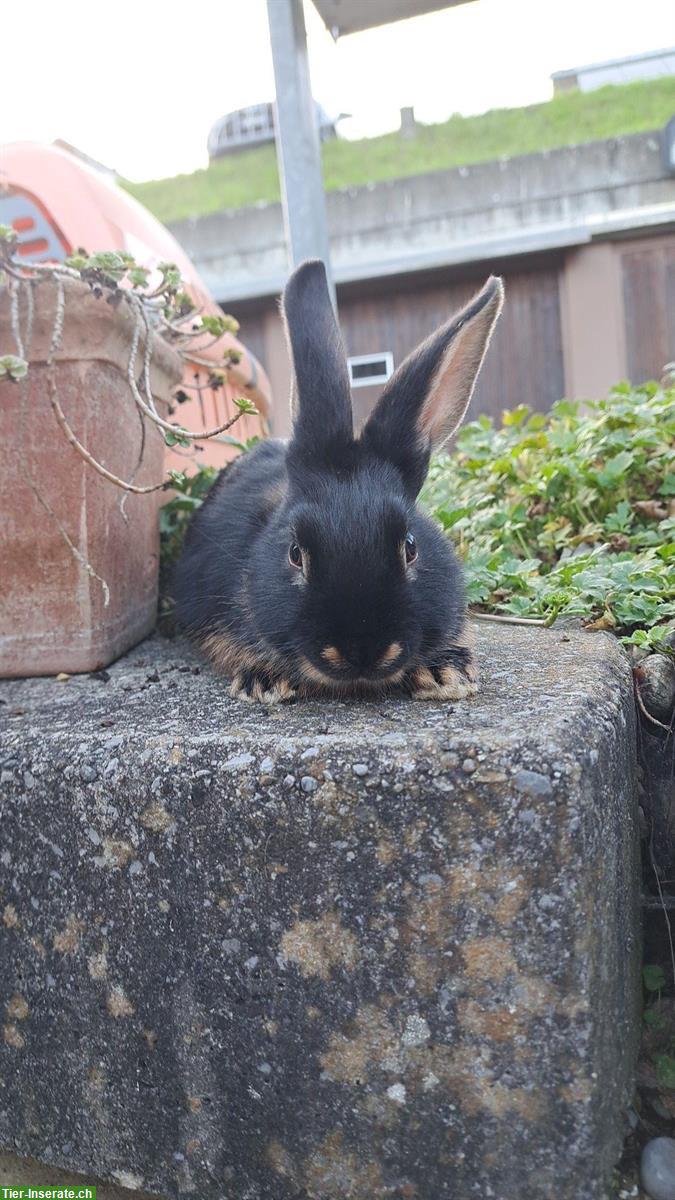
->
[644,965,667,994]
[642,965,675,1092]
[160,435,260,568]
[160,466,218,567]
[422,383,675,641]
[0,230,258,481]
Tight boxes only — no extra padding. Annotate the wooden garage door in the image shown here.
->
[337,263,565,424]
[622,236,675,385]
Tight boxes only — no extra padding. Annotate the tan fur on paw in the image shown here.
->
[229,673,253,703]
[410,663,478,701]
[260,678,296,705]
[229,673,296,705]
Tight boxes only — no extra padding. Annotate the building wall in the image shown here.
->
[621,234,675,383]
[553,48,675,94]
[336,261,565,425]
[235,231,675,436]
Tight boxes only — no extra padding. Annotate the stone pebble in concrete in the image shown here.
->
[641,1138,675,1200]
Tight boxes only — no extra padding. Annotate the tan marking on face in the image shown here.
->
[299,658,333,686]
[378,641,403,668]
[321,645,346,669]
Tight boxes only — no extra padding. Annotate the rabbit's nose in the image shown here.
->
[344,644,376,674]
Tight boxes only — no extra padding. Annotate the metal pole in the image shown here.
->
[266,0,336,305]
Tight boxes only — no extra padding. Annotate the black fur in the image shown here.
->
[174,261,503,701]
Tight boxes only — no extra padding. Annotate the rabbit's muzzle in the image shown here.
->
[314,639,407,684]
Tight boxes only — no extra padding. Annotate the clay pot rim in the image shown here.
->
[2,275,182,385]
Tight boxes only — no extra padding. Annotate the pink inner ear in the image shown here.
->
[417,284,503,451]
[417,331,486,449]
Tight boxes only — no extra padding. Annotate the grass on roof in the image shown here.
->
[124,76,675,224]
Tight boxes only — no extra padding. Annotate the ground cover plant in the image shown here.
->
[421,382,675,651]
[126,77,675,222]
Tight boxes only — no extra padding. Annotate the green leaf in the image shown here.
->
[64,253,89,271]
[595,450,635,489]
[232,396,258,415]
[643,964,666,993]
[655,1054,675,1089]
[201,312,241,338]
[436,507,469,529]
[643,1005,664,1028]
[502,405,529,427]
[0,354,28,381]
[129,267,150,288]
[164,427,191,448]
[87,251,128,279]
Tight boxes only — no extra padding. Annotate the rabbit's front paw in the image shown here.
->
[229,668,296,705]
[408,648,478,701]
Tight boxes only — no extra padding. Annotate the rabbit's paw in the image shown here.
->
[408,649,478,701]
[229,668,296,705]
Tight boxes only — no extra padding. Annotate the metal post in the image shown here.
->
[266,0,336,305]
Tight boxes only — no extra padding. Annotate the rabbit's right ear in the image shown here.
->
[282,260,353,456]
[361,277,504,496]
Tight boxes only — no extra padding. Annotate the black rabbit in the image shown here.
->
[174,260,503,703]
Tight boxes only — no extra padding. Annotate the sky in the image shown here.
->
[0,0,673,182]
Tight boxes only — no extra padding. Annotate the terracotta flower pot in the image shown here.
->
[0,278,182,677]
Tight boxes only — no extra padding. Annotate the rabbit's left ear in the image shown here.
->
[362,277,504,495]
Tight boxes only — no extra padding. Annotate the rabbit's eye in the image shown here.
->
[289,542,303,569]
[405,533,418,565]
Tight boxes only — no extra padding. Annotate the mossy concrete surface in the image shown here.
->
[0,623,640,1199]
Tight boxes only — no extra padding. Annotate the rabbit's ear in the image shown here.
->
[282,260,353,453]
[362,277,504,495]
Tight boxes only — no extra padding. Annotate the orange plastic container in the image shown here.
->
[0,142,272,470]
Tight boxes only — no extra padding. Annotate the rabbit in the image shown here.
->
[173,259,503,703]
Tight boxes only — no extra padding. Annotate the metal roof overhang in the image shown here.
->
[311,0,476,38]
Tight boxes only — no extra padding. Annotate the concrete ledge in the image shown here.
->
[0,623,640,1199]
